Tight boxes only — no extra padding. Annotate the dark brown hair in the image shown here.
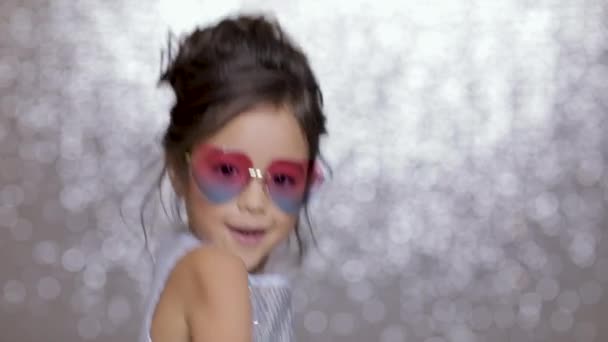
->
[143,14,327,262]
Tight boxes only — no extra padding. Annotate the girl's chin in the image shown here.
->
[236,252,268,274]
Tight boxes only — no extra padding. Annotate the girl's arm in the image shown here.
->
[150,246,253,342]
[186,246,253,342]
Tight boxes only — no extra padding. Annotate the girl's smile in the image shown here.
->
[228,225,267,247]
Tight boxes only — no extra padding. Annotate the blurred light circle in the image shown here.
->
[304,310,328,334]
[579,281,603,306]
[83,263,107,290]
[347,281,373,302]
[536,276,560,301]
[37,276,61,300]
[362,299,386,323]
[556,290,580,313]
[3,280,26,304]
[78,316,102,340]
[10,217,32,241]
[61,248,86,272]
[550,310,573,333]
[33,240,60,265]
[380,325,407,342]
[329,312,355,336]
[291,287,310,313]
[108,295,131,324]
[470,305,493,331]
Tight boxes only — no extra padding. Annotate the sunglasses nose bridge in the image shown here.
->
[247,167,270,193]
[248,167,263,179]
[237,168,270,213]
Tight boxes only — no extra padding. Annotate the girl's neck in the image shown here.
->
[249,256,268,275]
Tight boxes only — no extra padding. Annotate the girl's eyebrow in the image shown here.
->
[201,143,309,164]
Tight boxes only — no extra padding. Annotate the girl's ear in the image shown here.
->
[310,160,324,189]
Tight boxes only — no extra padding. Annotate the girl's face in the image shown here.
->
[175,104,309,272]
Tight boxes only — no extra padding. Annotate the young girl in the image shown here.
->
[139,13,327,342]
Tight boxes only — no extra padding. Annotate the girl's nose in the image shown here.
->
[236,178,268,214]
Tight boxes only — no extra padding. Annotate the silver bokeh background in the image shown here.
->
[1,1,607,341]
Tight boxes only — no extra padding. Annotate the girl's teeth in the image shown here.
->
[231,228,265,246]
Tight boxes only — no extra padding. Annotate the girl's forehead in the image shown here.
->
[201,106,309,163]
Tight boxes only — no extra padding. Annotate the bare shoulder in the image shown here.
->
[151,245,251,342]
[181,245,249,289]
[179,246,253,342]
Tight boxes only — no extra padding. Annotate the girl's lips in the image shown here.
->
[228,226,267,247]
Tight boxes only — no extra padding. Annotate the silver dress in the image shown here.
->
[249,275,295,342]
[139,231,295,342]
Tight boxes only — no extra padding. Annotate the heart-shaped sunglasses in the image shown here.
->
[186,144,323,214]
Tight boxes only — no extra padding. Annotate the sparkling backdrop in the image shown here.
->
[1,0,607,341]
